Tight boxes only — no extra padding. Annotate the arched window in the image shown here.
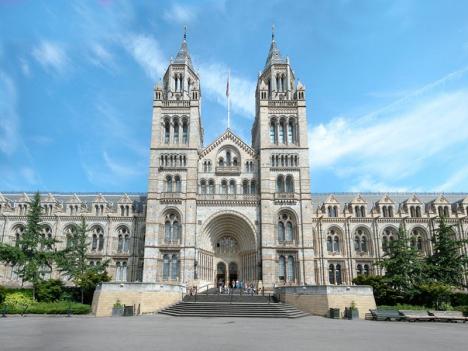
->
[410,206,415,217]
[171,254,179,280]
[250,180,256,194]
[278,255,286,281]
[118,234,123,252]
[382,228,396,253]
[242,180,249,194]
[287,119,295,144]
[226,151,232,166]
[388,206,394,217]
[416,206,421,217]
[174,175,181,192]
[219,157,224,167]
[64,225,76,249]
[208,179,215,194]
[363,264,369,276]
[276,175,285,192]
[279,120,286,143]
[333,236,340,252]
[382,206,388,218]
[162,254,170,280]
[164,119,170,144]
[164,212,181,243]
[326,237,332,252]
[173,119,179,144]
[411,229,425,252]
[98,233,104,251]
[438,206,443,217]
[270,120,276,144]
[200,180,207,194]
[229,179,236,194]
[354,229,369,253]
[278,212,295,242]
[117,227,129,253]
[92,234,98,250]
[328,264,335,284]
[278,222,285,242]
[287,256,295,282]
[13,225,24,246]
[221,180,228,194]
[335,264,342,285]
[357,264,363,275]
[166,175,173,192]
[285,175,294,192]
[444,206,450,217]
[182,119,188,144]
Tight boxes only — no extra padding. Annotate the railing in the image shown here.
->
[268,100,297,108]
[161,100,191,107]
[197,194,258,201]
[215,166,241,174]
[160,192,184,200]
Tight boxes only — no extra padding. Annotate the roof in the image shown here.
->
[173,30,193,69]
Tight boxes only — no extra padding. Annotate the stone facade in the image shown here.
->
[1,34,467,289]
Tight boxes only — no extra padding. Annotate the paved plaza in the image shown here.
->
[0,315,466,351]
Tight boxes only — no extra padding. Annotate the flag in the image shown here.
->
[226,71,230,98]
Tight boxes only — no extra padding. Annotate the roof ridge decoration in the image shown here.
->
[324,194,338,204]
[351,194,367,204]
[18,192,31,203]
[66,193,82,204]
[117,193,133,204]
[199,129,257,158]
[378,194,395,204]
[43,193,57,203]
[93,193,108,203]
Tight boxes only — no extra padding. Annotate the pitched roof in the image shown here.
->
[200,128,257,158]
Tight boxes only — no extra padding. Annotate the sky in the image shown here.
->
[1,0,468,194]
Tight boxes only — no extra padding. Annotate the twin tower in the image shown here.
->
[143,31,314,288]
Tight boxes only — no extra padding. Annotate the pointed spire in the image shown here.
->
[174,26,193,68]
[265,25,286,68]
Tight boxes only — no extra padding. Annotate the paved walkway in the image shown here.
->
[0,314,466,351]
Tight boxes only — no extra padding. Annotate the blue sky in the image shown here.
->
[1,0,468,193]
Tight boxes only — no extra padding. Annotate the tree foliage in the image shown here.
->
[0,192,57,299]
[56,217,110,303]
[426,217,468,287]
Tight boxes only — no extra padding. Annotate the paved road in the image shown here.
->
[0,315,466,351]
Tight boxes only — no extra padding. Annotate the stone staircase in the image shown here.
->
[159,290,308,318]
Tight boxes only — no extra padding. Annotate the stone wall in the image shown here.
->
[275,285,376,319]
[92,282,184,317]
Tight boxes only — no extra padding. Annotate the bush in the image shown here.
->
[377,304,429,311]
[451,292,468,307]
[412,282,453,309]
[353,275,405,306]
[453,305,468,316]
[4,291,34,307]
[0,285,6,304]
[4,301,91,315]
[35,279,64,302]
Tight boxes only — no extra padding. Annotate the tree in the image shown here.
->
[426,217,468,288]
[376,226,425,301]
[0,192,57,300]
[56,217,110,303]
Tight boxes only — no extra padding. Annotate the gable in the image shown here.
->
[199,129,256,159]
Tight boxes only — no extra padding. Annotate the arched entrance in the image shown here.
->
[197,211,257,286]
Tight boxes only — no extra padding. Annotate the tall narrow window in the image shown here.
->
[335,264,342,284]
[164,120,170,144]
[278,255,286,281]
[287,256,295,282]
[278,222,285,242]
[226,151,232,166]
[200,180,207,194]
[329,264,335,284]
[279,121,286,143]
[92,234,98,250]
[242,180,249,194]
[221,180,228,194]
[171,254,179,280]
[118,235,123,252]
[250,180,256,194]
[98,234,104,251]
[287,120,294,144]
[229,180,236,194]
[167,176,173,192]
[286,222,293,241]
[276,176,284,193]
[165,221,171,242]
[327,237,332,252]
[333,236,340,252]
[209,179,215,194]
[173,120,179,144]
[285,175,294,193]
[123,235,129,253]
[163,254,170,280]
[182,120,188,144]
[270,121,276,143]
[175,175,181,192]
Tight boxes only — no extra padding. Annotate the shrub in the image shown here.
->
[4,291,34,307]
[412,282,453,309]
[5,301,91,315]
[35,279,64,302]
[0,285,6,304]
[377,304,429,311]
[451,292,468,307]
[453,305,468,316]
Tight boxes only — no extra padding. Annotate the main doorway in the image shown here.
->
[216,262,226,285]
[228,262,238,286]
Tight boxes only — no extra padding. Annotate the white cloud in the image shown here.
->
[32,40,68,73]
[163,4,197,25]
[0,72,19,155]
[199,63,256,118]
[122,34,166,80]
[87,43,115,71]
[309,67,468,191]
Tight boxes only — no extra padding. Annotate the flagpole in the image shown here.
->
[227,69,230,129]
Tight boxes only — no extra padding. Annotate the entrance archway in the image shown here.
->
[197,211,258,285]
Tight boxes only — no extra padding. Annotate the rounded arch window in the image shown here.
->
[117,226,130,253]
[64,225,77,249]
[164,212,181,243]
[12,224,25,246]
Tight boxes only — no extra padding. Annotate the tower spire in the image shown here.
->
[184,25,187,41]
[272,24,275,41]
[174,26,193,68]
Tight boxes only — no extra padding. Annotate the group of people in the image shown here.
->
[218,280,258,295]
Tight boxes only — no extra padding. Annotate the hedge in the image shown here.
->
[3,301,91,315]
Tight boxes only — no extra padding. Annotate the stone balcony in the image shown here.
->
[274,192,300,203]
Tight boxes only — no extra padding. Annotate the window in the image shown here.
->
[250,180,256,194]
[382,228,396,253]
[200,180,207,194]
[278,255,286,281]
[276,175,285,192]
[182,119,188,144]
[242,180,249,194]
[162,253,179,281]
[208,179,215,194]
[221,180,228,194]
[328,263,344,284]
[326,229,341,253]
[174,175,181,192]
[278,212,295,242]
[327,205,338,218]
[335,264,342,284]
[287,256,295,282]
[164,212,181,243]
[354,229,369,253]
[279,120,286,143]
[13,225,24,246]
[285,175,294,193]
[229,179,236,194]
[411,229,425,252]
[164,120,170,144]
[64,225,76,249]
[117,227,130,253]
[91,226,104,252]
[287,119,295,144]
[173,119,179,144]
[166,175,173,192]
[116,261,127,282]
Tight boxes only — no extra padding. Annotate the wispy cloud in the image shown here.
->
[122,34,166,80]
[87,42,116,71]
[309,67,468,192]
[32,40,68,73]
[163,3,197,25]
[199,63,256,117]
[0,72,19,155]
[435,165,468,192]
